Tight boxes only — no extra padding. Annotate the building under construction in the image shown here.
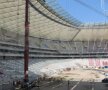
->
[0,0,108,90]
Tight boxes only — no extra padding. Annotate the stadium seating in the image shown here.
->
[0,30,108,60]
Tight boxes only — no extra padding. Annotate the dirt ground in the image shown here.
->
[51,69,105,81]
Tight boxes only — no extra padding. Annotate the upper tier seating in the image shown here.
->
[0,30,107,59]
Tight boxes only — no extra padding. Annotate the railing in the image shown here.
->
[0,82,14,90]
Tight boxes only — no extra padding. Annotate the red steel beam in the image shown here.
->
[24,0,29,82]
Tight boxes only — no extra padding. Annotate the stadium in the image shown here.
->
[0,0,108,90]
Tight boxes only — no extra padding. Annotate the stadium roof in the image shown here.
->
[0,0,108,41]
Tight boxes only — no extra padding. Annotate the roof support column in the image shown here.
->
[24,0,29,82]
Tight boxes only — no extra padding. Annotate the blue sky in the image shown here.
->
[47,0,108,23]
